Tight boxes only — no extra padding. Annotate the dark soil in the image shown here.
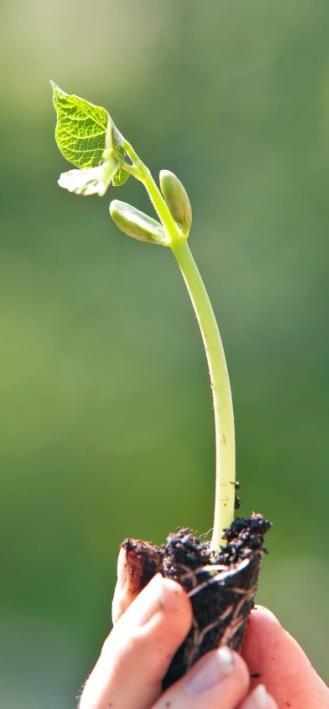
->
[121,512,271,689]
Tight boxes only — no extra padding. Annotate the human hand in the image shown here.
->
[242,604,329,708]
[79,550,329,708]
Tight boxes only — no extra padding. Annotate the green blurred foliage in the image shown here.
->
[1,1,329,704]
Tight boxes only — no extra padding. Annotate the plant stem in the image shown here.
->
[125,149,236,549]
[123,140,181,241]
[170,239,236,549]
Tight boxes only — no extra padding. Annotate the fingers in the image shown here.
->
[112,542,162,624]
[80,573,192,709]
[242,605,329,708]
[239,684,277,708]
[153,646,250,708]
[112,546,137,624]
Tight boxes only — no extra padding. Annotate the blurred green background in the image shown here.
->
[1,1,329,705]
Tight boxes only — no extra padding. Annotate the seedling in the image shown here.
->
[51,84,270,683]
[51,82,235,549]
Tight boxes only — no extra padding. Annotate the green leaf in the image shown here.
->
[112,168,130,187]
[159,170,192,236]
[51,82,110,169]
[110,200,168,246]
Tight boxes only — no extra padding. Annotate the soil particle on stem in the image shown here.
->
[121,512,271,689]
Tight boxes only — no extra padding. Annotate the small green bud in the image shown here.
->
[159,170,192,236]
[110,200,168,246]
[112,169,130,187]
[112,144,130,186]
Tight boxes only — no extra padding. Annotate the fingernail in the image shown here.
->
[112,548,129,624]
[246,685,270,708]
[186,647,234,694]
[116,547,128,589]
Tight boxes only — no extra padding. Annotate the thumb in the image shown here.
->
[112,541,162,624]
[242,605,329,708]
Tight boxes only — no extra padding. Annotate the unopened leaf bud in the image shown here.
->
[110,200,168,246]
[159,170,192,236]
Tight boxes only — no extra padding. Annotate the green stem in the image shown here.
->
[123,140,181,240]
[170,240,235,549]
[128,152,236,549]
